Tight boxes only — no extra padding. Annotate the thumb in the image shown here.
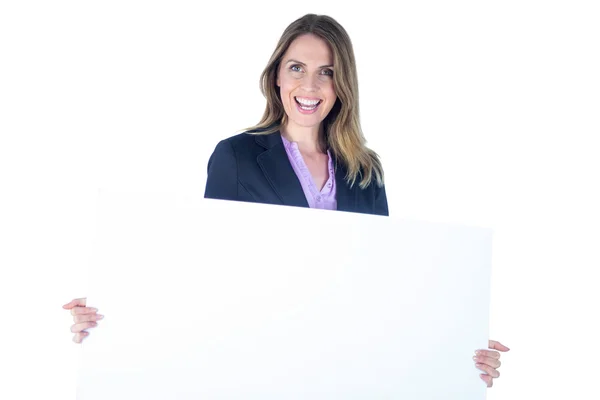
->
[62,298,86,309]
[489,339,510,352]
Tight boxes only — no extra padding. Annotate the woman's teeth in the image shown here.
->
[295,97,321,110]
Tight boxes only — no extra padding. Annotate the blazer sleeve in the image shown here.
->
[374,183,390,216]
[204,140,238,201]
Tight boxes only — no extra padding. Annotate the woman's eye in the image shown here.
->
[321,69,333,76]
[291,65,303,72]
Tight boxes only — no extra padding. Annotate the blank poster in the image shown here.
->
[77,192,492,399]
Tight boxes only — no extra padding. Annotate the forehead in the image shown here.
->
[283,33,333,64]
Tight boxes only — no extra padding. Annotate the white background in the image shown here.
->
[1,1,599,399]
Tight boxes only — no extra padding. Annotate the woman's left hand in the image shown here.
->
[474,340,510,387]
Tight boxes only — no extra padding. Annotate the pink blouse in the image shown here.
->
[281,135,337,210]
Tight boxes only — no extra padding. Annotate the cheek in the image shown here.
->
[279,83,291,98]
[323,81,336,100]
[323,84,337,106]
[277,76,290,97]
[279,84,292,111]
[279,76,297,97]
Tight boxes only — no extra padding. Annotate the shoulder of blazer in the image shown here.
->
[204,132,258,199]
[215,131,260,149]
[211,131,281,154]
[204,131,288,201]
[206,131,272,169]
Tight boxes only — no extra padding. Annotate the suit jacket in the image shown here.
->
[203,131,389,217]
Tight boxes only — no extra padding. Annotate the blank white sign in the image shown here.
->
[77,191,492,399]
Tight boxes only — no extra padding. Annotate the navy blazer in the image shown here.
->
[204,131,389,216]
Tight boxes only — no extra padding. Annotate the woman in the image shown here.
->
[63,14,509,388]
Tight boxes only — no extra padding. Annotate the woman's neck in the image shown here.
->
[280,122,324,154]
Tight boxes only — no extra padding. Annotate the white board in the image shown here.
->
[77,191,492,399]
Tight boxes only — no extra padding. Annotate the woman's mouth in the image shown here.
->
[294,96,322,114]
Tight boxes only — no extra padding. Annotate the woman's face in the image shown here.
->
[277,34,337,131]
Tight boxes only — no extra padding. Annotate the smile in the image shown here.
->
[294,96,322,114]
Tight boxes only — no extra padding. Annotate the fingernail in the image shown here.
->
[97,314,104,320]
[475,350,482,355]
[473,356,478,361]
[91,308,98,312]
[91,322,97,326]
[475,363,482,367]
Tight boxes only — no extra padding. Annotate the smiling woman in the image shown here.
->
[197,14,386,213]
[62,13,510,389]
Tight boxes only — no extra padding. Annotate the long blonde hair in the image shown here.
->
[245,14,384,189]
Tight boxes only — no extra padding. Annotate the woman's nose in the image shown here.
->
[301,73,320,91]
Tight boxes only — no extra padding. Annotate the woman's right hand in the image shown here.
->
[62,298,103,343]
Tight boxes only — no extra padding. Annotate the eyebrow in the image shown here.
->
[285,59,333,68]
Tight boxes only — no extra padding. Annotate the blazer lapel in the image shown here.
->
[255,132,310,208]
[333,160,358,213]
